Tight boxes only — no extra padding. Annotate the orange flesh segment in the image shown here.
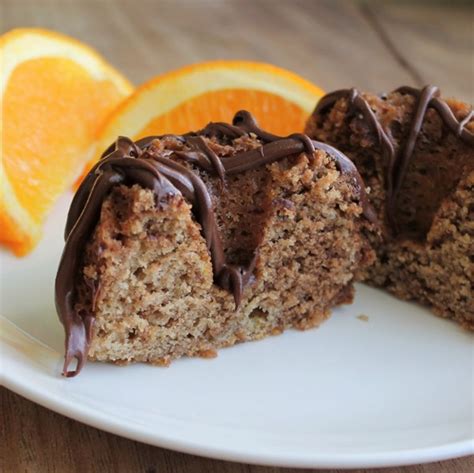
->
[136,89,308,139]
[2,57,126,223]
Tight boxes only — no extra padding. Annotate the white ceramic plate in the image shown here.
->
[1,193,473,469]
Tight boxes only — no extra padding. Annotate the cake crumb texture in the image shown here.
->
[306,89,474,328]
[76,135,375,365]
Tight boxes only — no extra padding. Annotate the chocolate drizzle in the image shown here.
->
[56,110,374,377]
[314,85,474,229]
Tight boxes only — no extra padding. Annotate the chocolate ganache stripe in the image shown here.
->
[175,135,226,181]
[227,112,375,218]
[313,85,474,229]
[389,86,440,214]
[64,137,143,239]
[395,86,474,145]
[57,158,180,377]
[56,110,374,377]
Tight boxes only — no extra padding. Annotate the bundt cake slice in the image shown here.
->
[56,111,377,377]
[306,86,474,328]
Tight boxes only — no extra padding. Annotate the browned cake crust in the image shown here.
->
[66,129,375,372]
[306,88,474,328]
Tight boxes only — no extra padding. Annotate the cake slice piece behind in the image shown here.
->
[306,86,474,328]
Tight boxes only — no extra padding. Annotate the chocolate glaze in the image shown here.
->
[56,110,374,377]
[314,86,474,229]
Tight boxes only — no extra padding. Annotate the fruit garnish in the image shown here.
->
[87,60,324,178]
[1,28,133,255]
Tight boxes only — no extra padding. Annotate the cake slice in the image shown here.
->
[56,110,376,376]
[306,86,474,328]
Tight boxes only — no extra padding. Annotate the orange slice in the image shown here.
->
[1,28,134,256]
[91,60,324,173]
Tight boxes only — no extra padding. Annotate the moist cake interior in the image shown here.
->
[56,111,376,376]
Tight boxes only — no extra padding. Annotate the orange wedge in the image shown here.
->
[90,60,324,175]
[1,28,134,256]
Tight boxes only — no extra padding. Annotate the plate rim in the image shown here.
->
[2,317,473,469]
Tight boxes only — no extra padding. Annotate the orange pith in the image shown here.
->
[138,89,308,138]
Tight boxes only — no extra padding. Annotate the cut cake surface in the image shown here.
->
[56,110,376,376]
[306,86,474,328]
